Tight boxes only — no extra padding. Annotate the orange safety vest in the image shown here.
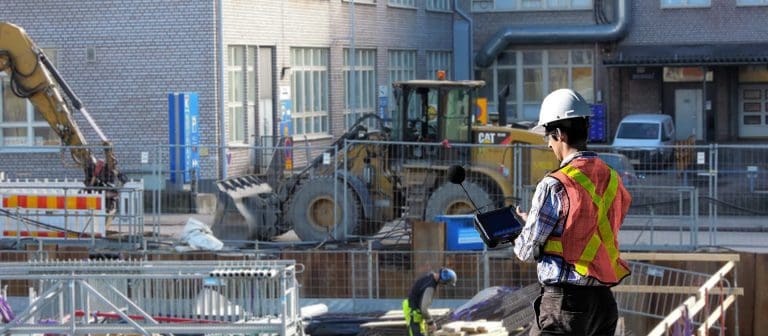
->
[543,156,632,285]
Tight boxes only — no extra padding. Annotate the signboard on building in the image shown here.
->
[589,104,606,143]
[168,92,200,185]
[378,85,389,120]
[279,86,293,136]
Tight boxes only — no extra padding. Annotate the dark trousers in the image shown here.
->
[529,284,618,336]
[408,320,424,336]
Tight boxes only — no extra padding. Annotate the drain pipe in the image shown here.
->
[216,0,228,180]
[475,0,630,68]
[454,0,473,80]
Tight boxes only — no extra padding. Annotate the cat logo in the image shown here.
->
[478,131,508,144]
[478,132,496,144]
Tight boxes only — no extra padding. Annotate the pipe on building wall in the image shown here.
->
[454,0,473,80]
[474,0,630,68]
[216,0,228,179]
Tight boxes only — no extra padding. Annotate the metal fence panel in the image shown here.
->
[2,142,768,250]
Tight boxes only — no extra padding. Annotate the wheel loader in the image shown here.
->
[213,79,558,242]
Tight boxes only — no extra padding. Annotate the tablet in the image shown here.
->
[473,205,523,248]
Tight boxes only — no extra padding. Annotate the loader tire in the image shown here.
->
[285,177,362,242]
[425,182,493,222]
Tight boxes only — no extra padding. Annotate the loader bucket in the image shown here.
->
[211,175,285,241]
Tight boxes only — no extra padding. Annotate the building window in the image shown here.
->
[475,48,593,121]
[660,0,711,8]
[389,0,416,8]
[291,47,329,137]
[0,49,61,148]
[471,0,592,12]
[426,51,452,80]
[738,86,768,137]
[247,47,259,143]
[388,50,417,117]
[226,46,245,143]
[344,49,377,129]
[427,0,452,11]
[426,51,453,115]
[738,0,768,5]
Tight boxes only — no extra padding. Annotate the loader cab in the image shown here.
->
[392,80,485,144]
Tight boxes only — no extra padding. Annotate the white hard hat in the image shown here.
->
[532,89,592,134]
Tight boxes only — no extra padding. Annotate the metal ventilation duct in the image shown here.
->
[474,0,630,68]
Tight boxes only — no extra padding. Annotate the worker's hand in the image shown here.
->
[427,321,438,333]
[515,205,528,222]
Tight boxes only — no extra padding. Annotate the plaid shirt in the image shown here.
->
[513,151,605,286]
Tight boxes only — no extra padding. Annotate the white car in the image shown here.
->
[612,114,676,168]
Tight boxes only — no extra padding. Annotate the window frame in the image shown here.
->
[738,85,768,137]
[660,0,711,9]
[226,45,246,144]
[343,0,377,4]
[0,48,62,152]
[426,0,452,12]
[388,49,417,118]
[291,47,330,138]
[476,48,594,121]
[426,50,452,80]
[471,0,593,12]
[343,48,377,129]
[736,0,768,6]
[388,0,416,9]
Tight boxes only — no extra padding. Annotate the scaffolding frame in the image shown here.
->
[0,259,302,335]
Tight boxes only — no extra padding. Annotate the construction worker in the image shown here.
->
[402,267,457,336]
[514,89,632,336]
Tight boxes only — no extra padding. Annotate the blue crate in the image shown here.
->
[435,214,484,251]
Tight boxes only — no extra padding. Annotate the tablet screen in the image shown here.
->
[474,206,522,246]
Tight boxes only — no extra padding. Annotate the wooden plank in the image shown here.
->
[381,308,450,319]
[622,252,739,262]
[753,253,768,336]
[411,219,445,285]
[441,320,505,334]
[613,285,744,296]
[360,320,407,328]
[433,331,465,336]
[412,220,445,253]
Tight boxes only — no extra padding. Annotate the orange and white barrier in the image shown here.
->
[0,179,107,239]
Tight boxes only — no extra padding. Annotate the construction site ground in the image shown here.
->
[144,213,768,253]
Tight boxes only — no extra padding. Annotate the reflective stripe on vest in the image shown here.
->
[544,161,630,283]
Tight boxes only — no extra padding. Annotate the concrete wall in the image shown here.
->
[625,0,768,45]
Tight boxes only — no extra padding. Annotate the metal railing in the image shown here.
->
[0,249,742,336]
[1,142,767,250]
[0,258,302,335]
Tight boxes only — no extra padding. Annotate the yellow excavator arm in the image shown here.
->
[0,22,123,191]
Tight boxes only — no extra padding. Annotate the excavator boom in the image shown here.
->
[0,22,123,191]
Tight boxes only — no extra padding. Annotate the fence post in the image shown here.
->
[340,143,346,241]
[513,144,522,201]
[708,144,717,246]
[351,251,356,302]
[482,248,490,290]
[368,241,373,299]
[692,188,699,249]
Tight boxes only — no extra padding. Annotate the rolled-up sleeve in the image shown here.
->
[513,177,563,262]
[419,287,435,321]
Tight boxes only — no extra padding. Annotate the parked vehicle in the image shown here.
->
[214,79,559,242]
[612,114,676,168]
[597,152,643,186]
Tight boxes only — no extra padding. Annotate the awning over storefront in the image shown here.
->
[603,44,768,67]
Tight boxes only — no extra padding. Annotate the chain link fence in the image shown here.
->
[1,141,767,250]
